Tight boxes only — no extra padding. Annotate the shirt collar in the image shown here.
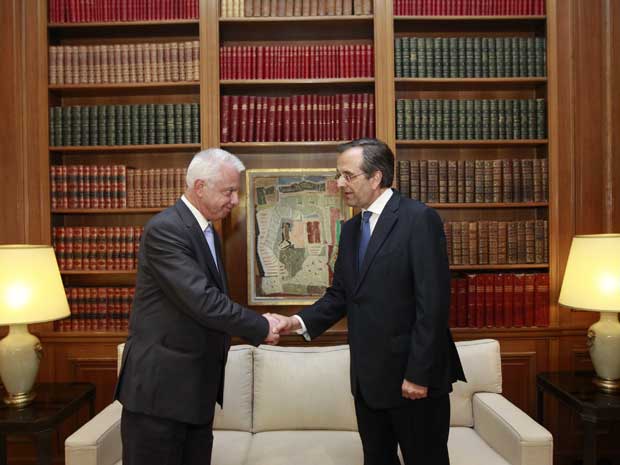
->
[181,195,211,232]
[362,188,394,218]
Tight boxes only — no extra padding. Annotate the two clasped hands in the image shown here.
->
[260,313,428,400]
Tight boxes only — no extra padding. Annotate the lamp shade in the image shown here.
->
[559,234,620,312]
[0,245,70,325]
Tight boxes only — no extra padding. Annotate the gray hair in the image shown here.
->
[186,148,245,188]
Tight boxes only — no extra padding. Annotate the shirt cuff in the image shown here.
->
[293,315,311,341]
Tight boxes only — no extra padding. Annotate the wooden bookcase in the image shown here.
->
[43,0,559,406]
[38,0,558,433]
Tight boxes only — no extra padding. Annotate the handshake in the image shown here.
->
[261,313,301,345]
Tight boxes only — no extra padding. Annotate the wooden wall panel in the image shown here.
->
[0,0,26,243]
[608,0,620,232]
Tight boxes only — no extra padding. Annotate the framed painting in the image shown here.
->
[246,168,352,305]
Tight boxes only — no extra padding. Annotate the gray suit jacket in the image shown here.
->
[115,199,268,425]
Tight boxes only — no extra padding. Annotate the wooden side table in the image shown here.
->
[0,382,95,465]
[537,371,620,465]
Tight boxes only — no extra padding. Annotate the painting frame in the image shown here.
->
[246,168,352,305]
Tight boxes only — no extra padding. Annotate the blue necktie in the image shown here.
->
[204,224,219,272]
[358,211,372,272]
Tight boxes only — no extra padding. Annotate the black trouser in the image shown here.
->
[354,392,451,465]
[121,407,214,465]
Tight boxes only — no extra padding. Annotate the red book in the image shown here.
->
[267,97,277,141]
[341,94,350,140]
[484,274,494,327]
[466,274,476,327]
[230,95,239,142]
[298,95,307,141]
[239,95,248,142]
[256,47,264,79]
[456,278,468,327]
[368,95,375,137]
[276,97,283,141]
[338,45,345,78]
[361,93,369,138]
[524,273,536,327]
[503,274,515,327]
[513,274,525,327]
[283,96,291,141]
[247,96,256,143]
[70,288,79,331]
[64,227,74,270]
[291,95,299,141]
[354,93,362,139]
[494,274,504,327]
[475,274,485,328]
[260,96,269,142]
[221,95,230,143]
[534,273,550,327]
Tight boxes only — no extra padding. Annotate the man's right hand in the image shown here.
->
[262,314,281,345]
[265,313,301,335]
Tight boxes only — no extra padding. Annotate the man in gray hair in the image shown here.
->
[115,148,280,465]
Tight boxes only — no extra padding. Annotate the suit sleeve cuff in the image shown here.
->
[293,315,311,341]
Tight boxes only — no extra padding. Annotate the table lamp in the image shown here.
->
[559,234,620,392]
[0,245,70,407]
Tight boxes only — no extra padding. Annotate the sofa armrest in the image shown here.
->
[472,393,552,465]
[65,400,123,465]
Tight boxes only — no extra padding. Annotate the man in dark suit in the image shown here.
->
[270,138,466,465]
[115,148,279,465]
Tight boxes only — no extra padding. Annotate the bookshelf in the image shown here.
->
[391,1,551,331]
[47,2,202,338]
[34,0,560,428]
[42,0,555,336]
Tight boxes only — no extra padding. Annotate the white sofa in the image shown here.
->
[65,339,552,465]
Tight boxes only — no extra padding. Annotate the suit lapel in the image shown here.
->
[354,191,400,294]
[174,200,225,290]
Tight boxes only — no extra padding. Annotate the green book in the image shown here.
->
[396,99,405,140]
[395,38,403,78]
[409,37,418,78]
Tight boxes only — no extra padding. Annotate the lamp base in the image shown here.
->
[0,324,42,408]
[593,376,620,393]
[3,390,36,407]
[588,312,620,392]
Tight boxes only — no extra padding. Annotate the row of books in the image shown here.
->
[49,103,200,147]
[49,42,200,85]
[50,165,188,210]
[220,45,374,80]
[396,158,548,204]
[395,98,546,140]
[220,0,373,17]
[54,287,134,332]
[49,0,199,23]
[394,0,545,16]
[444,220,548,265]
[53,226,144,271]
[449,273,549,329]
[394,36,546,78]
[221,93,375,142]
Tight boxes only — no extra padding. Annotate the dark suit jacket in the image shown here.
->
[298,190,465,409]
[115,199,268,425]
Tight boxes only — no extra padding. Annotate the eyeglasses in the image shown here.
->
[334,172,366,183]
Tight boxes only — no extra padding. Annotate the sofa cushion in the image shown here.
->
[448,427,510,465]
[451,339,502,427]
[252,345,357,432]
[212,431,252,465]
[246,431,362,465]
[214,345,254,432]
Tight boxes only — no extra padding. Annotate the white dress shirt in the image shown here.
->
[181,195,211,232]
